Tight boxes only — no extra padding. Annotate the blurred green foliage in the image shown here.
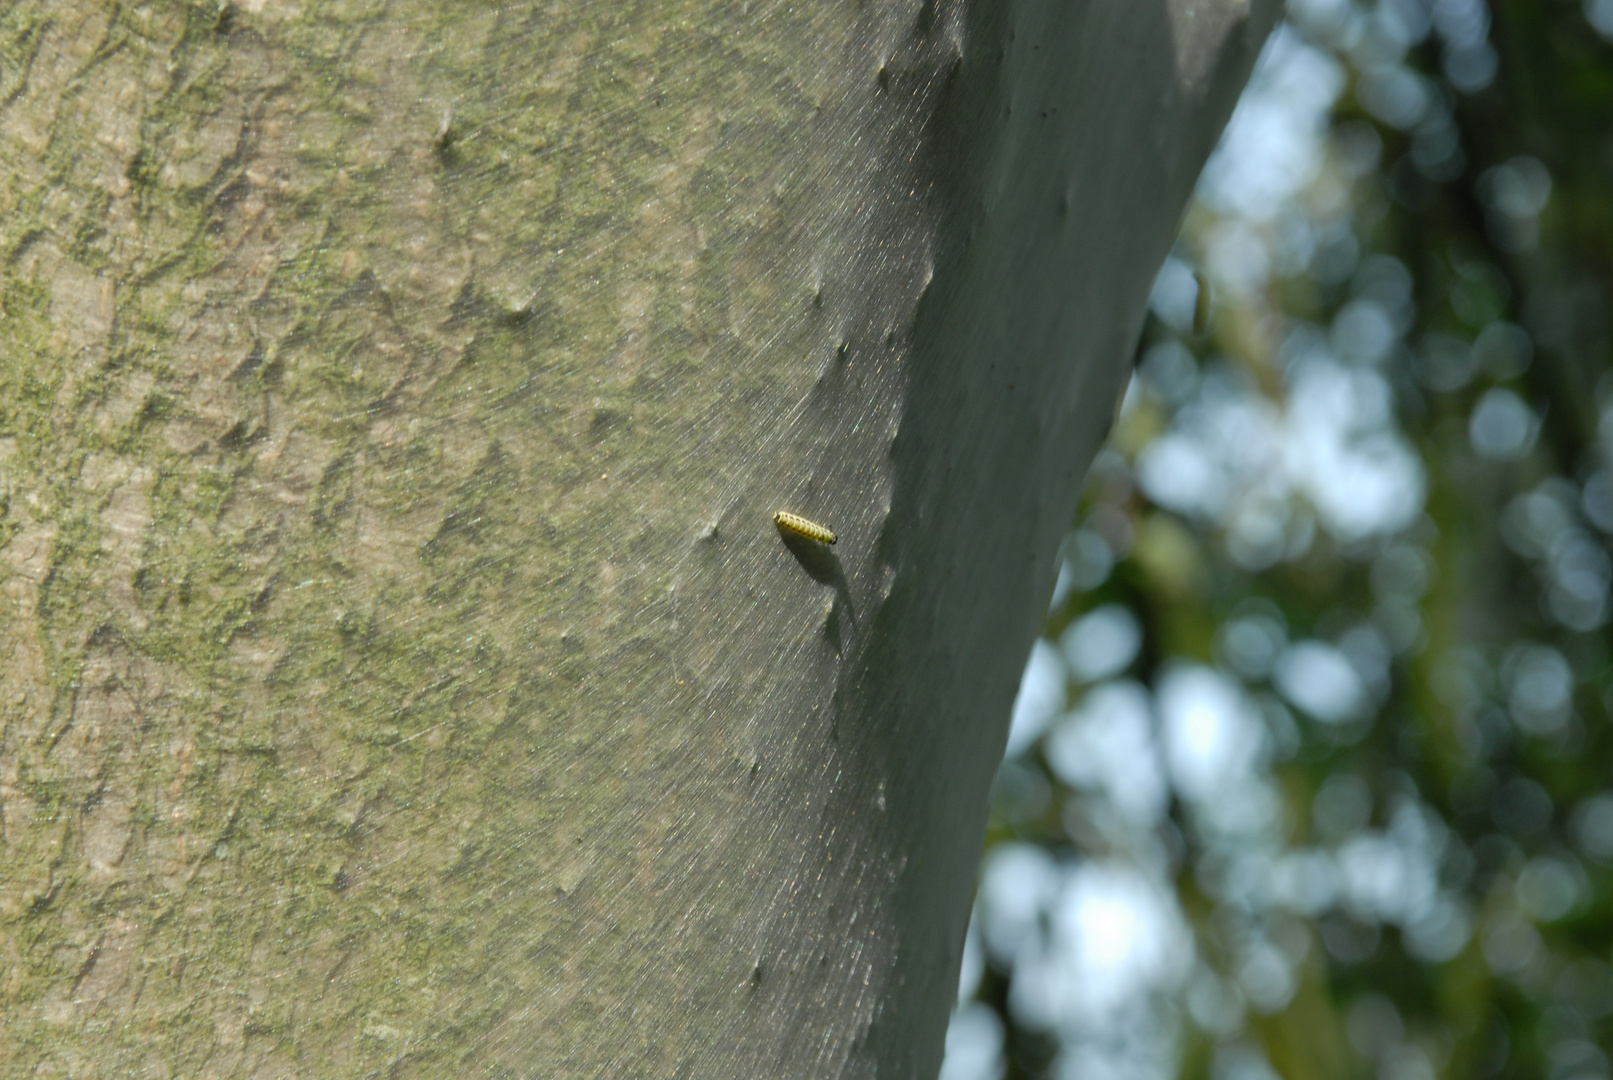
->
[960,4,1613,1080]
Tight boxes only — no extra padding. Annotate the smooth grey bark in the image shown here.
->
[0,0,1276,1075]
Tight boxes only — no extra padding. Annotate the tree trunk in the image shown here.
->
[0,0,1276,1074]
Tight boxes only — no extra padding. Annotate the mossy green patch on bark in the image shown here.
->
[0,0,937,1073]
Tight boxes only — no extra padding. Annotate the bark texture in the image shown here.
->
[0,0,1276,1075]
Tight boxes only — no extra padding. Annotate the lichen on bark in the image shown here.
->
[0,1,914,1072]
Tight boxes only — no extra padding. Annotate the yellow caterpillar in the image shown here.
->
[773,510,836,545]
